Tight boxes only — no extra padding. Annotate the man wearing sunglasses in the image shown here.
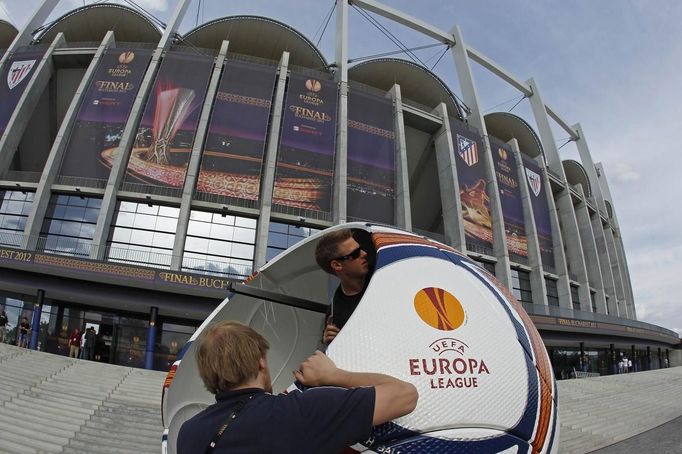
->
[315,229,371,345]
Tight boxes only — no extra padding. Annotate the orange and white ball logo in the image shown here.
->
[305,79,321,92]
[118,51,135,64]
[498,147,508,160]
[413,287,465,331]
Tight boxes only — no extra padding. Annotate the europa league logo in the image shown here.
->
[498,148,508,160]
[118,51,135,64]
[414,287,465,331]
[305,79,321,92]
[145,88,196,165]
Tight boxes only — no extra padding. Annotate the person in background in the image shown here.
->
[177,321,418,453]
[0,310,8,343]
[83,327,96,361]
[18,317,30,348]
[68,328,81,358]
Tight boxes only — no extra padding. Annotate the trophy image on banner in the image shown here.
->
[145,88,196,165]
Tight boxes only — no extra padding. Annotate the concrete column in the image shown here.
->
[450,26,510,288]
[333,0,349,224]
[509,139,547,306]
[1,32,67,176]
[614,234,636,318]
[144,306,158,370]
[171,40,229,271]
[527,78,590,309]
[253,52,290,268]
[29,289,45,350]
[0,0,58,71]
[431,103,465,250]
[387,84,411,231]
[603,225,626,316]
[573,123,617,314]
[90,0,193,260]
[21,32,114,250]
[539,158,572,309]
[574,186,605,312]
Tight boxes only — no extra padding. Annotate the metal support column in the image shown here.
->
[144,306,158,370]
[333,0,349,223]
[29,289,45,350]
[387,84,411,231]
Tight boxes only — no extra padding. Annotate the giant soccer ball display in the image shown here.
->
[162,223,558,453]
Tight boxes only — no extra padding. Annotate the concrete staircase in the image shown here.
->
[1,342,681,453]
[557,366,682,453]
[0,343,165,454]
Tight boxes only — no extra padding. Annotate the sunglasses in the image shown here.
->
[333,247,363,262]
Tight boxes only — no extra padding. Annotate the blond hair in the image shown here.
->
[195,321,270,394]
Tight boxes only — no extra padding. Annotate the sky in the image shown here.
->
[1,0,681,337]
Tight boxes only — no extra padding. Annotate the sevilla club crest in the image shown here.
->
[525,167,542,197]
[7,60,37,90]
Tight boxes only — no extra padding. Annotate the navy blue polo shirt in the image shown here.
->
[177,386,375,453]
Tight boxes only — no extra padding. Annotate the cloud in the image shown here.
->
[611,162,640,183]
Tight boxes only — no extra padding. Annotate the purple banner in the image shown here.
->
[491,139,527,260]
[274,73,338,214]
[196,60,276,203]
[522,154,555,269]
[347,89,395,223]
[123,51,214,188]
[0,49,46,135]
[59,49,152,179]
[450,119,493,253]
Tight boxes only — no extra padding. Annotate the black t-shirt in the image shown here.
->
[329,273,372,330]
[177,386,375,454]
[20,322,29,334]
[0,314,7,327]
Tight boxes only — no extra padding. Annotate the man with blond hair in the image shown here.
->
[177,320,417,453]
[315,229,371,345]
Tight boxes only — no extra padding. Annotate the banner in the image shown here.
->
[59,49,152,179]
[491,139,527,260]
[273,73,338,214]
[522,154,555,268]
[347,89,395,224]
[0,49,46,136]
[122,51,214,188]
[450,119,493,253]
[195,60,277,202]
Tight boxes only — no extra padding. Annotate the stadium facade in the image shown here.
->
[0,1,678,374]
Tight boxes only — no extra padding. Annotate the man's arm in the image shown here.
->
[294,351,418,426]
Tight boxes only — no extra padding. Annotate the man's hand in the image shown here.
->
[294,350,338,387]
[322,322,339,344]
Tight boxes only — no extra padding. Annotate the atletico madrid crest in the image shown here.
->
[7,60,37,90]
[457,134,478,166]
[525,167,542,197]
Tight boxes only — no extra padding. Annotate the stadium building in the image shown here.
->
[0,1,678,374]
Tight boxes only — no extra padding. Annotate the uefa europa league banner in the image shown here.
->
[196,60,277,202]
[522,154,555,268]
[274,73,338,214]
[0,49,46,136]
[59,48,153,179]
[347,89,396,224]
[123,51,214,188]
[449,119,494,253]
[491,139,527,260]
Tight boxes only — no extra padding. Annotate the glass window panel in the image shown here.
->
[21,202,33,216]
[118,201,138,213]
[210,223,233,239]
[83,207,100,223]
[208,239,231,256]
[67,196,88,207]
[60,221,82,237]
[130,229,154,246]
[48,220,62,235]
[268,232,288,249]
[152,232,175,249]
[185,236,209,254]
[79,223,96,239]
[233,226,255,243]
[232,243,254,260]
[190,210,212,222]
[269,222,288,234]
[115,211,135,227]
[158,206,179,218]
[56,194,70,204]
[136,203,159,215]
[156,216,178,233]
[187,219,211,237]
[111,227,132,244]
[133,214,157,230]
[235,217,257,228]
[87,198,102,209]
[64,206,86,221]
[212,214,235,225]
[6,200,23,214]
